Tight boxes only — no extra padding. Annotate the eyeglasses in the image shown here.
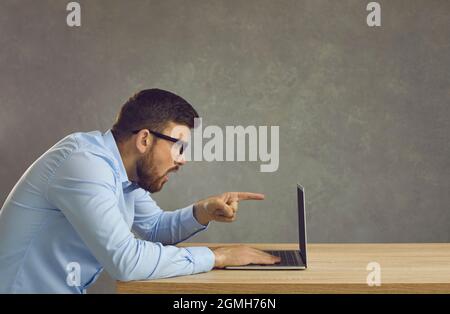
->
[131,129,188,156]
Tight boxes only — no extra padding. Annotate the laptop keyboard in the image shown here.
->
[264,250,302,267]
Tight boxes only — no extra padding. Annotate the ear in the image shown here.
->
[134,129,152,154]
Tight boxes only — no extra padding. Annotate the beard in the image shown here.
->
[135,149,176,193]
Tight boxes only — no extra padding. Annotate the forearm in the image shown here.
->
[144,243,215,280]
[148,205,209,244]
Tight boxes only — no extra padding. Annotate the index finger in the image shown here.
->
[236,192,265,201]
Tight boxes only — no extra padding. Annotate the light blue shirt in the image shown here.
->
[0,130,215,293]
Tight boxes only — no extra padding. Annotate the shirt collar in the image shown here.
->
[103,129,131,185]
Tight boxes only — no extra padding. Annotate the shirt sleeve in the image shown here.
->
[132,188,210,245]
[45,150,215,281]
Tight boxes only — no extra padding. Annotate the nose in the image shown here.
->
[175,155,187,166]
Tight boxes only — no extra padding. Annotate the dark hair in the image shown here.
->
[111,89,199,143]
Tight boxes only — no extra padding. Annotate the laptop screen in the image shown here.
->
[297,184,307,266]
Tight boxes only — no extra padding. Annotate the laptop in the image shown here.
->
[225,184,308,270]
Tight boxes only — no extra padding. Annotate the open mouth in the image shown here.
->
[164,167,179,181]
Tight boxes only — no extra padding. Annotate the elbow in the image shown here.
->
[109,265,153,282]
[109,266,142,282]
[111,270,134,282]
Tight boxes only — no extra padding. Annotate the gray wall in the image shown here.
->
[1,0,449,293]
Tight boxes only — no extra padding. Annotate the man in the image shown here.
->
[0,89,279,293]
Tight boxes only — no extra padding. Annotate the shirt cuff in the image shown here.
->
[179,204,210,232]
[185,246,215,274]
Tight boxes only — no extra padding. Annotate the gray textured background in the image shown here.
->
[1,0,449,293]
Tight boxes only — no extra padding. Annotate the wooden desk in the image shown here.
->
[117,243,450,294]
